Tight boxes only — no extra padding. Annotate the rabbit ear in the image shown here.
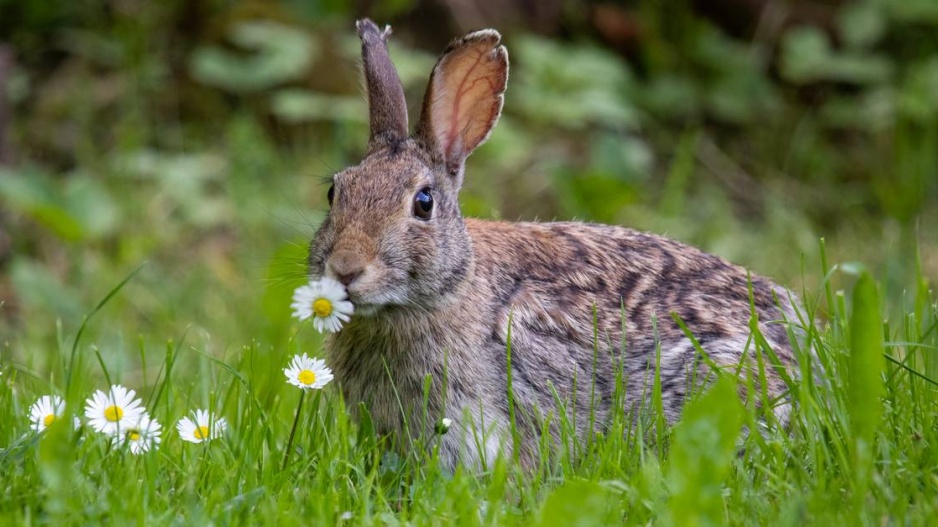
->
[415,29,508,185]
[357,19,409,146]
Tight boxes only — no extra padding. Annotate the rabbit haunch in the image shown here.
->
[307,19,799,470]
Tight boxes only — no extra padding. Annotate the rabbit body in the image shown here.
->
[309,20,798,470]
[322,214,796,469]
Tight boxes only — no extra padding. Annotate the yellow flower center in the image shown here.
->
[298,369,317,385]
[104,405,124,422]
[194,425,210,440]
[312,298,333,318]
[128,430,141,441]
[43,414,56,426]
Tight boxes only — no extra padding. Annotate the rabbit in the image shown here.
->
[306,19,801,470]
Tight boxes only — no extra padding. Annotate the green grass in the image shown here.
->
[1,244,937,525]
[2,5,937,524]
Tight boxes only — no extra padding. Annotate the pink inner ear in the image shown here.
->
[441,49,490,160]
[426,36,507,166]
[445,132,465,166]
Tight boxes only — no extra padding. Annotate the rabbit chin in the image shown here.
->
[347,288,410,317]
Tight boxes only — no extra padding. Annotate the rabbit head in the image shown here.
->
[308,20,508,315]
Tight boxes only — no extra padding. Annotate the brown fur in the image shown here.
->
[306,20,799,470]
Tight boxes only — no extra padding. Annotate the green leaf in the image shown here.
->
[838,1,886,49]
[269,90,366,124]
[63,173,120,238]
[665,375,744,527]
[0,167,85,241]
[37,416,76,519]
[189,21,316,93]
[887,0,938,23]
[513,35,638,130]
[848,272,885,453]
[537,479,613,527]
[898,58,938,123]
[780,27,893,85]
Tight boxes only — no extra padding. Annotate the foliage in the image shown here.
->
[1,0,937,524]
[0,254,936,525]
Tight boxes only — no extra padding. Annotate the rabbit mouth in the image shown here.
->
[344,298,395,319]
[351,302,383,317]
[345,286,410,316]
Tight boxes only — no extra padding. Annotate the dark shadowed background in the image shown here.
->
[1,0,936,370]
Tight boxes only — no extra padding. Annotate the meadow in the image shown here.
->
[1,1,937,525]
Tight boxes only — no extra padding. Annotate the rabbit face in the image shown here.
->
[308,142,473,316]
[307,20,507,317]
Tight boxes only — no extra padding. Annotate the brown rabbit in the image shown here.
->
[308,19,800,470]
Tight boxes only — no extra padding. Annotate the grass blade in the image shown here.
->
[65,262,147,396]
[847,271,886,508]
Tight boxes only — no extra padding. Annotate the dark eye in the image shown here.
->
[413,187,433,220]
[327,184,335,206]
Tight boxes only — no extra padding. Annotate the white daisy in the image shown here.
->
[84,385,145,434]
[176,409,227,444]
[29,395,66,432]
[291,277,354,333]
[284,353,334,390]
[117,414,161,455]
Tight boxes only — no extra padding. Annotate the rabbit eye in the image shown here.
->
[327,184,335,206]
[413,187,433,220]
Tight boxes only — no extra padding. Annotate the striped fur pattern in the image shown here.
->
[307,19,799,470]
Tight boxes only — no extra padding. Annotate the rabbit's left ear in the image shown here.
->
[357,19,409,147]
[415,29,508,187]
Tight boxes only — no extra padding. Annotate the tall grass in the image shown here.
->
[1,247,936,525]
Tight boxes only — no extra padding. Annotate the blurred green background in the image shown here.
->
[0,0,935,374]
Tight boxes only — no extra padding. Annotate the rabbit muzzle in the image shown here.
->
[328,249,366,287]
[322,230,409,313]
[325,249,379,303]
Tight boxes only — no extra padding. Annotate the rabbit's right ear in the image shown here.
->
[415,30,508,188]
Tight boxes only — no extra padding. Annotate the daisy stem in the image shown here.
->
[282,390,306,471]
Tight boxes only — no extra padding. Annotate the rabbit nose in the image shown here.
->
[335,270,362,286]
[329,252,365,286]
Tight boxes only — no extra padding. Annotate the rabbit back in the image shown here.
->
[327,218,799,469]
